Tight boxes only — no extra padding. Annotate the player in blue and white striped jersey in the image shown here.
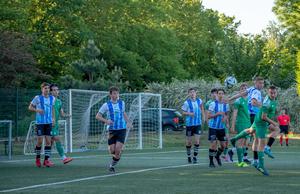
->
[96,86,132,173]
[207,88,230,168]
[182,88,205,164]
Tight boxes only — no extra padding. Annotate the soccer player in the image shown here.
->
[230,83,251,167]
[207,88,230,168]
[277,109,290,146]
[252,86,279,176]
[28,82,55,167]
[229,77,264,164]
[182,88,205,164]
[96,86,132,173]
[50,84,73,164]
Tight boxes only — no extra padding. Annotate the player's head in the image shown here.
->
[40,82,50,95]
[217,88,225,101]
[240,83,248,95]
[210,88,217,99]
[188,88,197,99]
[281,108,287,115]
[109,86,119,101]
[254,76,264,90]
[50,83,59,97]
[268,85,277,100]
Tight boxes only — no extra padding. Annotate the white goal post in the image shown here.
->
[24,89,162,154]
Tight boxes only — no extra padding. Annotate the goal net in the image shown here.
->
[24,89,162,154]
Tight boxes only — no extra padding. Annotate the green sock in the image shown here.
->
[223,147,228,155]
[233,130,248,141]
[242,147,246,156]
[55,141,65,158]
[237,148,243,163]
[258,151,264,168]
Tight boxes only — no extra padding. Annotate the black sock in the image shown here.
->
[186,145,192,158]
[111,157,120,167]
[209,149,215,163]
[216,147,224,158]
[267,137,275,147]
[193,144,200,157]
[253,151,258,160]
[244,147,248,157]
[35,146,41,159]
[44,146,51,160]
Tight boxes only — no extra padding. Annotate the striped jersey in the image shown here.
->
[247,86,262,115]
[182,98,203,126]
[31,95,55,124]
[99,100,126,130]
[208,101,229,129]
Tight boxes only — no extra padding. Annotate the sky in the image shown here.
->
[202,0,278,34]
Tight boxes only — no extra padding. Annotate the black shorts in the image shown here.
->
[108,129,126,145]
[280,125,289,134]
[186,125,201,136]
[208,128,226,142]
[250,114,256,124]
[36,124,52,136]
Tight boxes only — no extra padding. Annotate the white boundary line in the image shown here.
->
[0,163,204,193]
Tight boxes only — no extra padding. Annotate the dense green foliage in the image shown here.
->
[0,0,298,89]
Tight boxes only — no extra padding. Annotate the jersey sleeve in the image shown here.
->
[208,102,215,112]
[31,96,40,106]
[99,103,108,115]
[181,101,189,112]
[225,104,230,112]
[261,97,270,113]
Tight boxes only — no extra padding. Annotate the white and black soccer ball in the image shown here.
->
[224,76,237,88]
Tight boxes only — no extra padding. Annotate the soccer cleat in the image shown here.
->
[264,147,275,159]
[35,158,41,168]
[192,157,198,164]
[230,138,236,148]
[256,166,269,176]
[108,165,115,173]
[188,157,192,164]
[243,158,251,164]
[228,150,234,162]
[43,160,54,167]
[241,162,249,167]
[280,144,283,146]
[209,162,216,168]
[215,156,222,166]
[63,157,73,164]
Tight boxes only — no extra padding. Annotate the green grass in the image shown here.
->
[1,133,300,194]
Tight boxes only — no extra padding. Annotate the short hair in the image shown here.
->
[269,85,277,90]
[109,86,119,94]
[50,83,58,91]
[255,76,264,82]
[188,88,196,93]
[40,82,50,89]
[240,83,248,89]
[282,108,288,114]
[217,88,225,94]
[210,88,217,94]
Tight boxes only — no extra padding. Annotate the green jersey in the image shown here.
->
[254,96,277,128]
[54,98,62,123]
[234,97,251,125]
[205,99,214,110]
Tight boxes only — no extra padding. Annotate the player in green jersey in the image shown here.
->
[252,86,279,176]
[50,84,73,164]
[230,83,251,167]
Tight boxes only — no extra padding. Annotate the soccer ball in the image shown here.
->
[224,76,237,88]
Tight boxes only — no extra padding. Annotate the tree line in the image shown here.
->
[0,0,298,91]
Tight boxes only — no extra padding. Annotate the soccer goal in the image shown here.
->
[0,120,12,160]
[23,120,67,155]
[24,89,162,154]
